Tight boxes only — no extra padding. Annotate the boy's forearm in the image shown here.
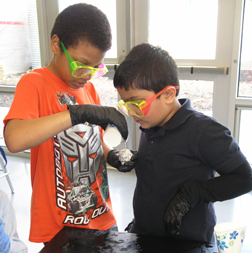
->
[4,111,72,153]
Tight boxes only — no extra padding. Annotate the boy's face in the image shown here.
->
[117,86,178,129]
[51,36,106,89]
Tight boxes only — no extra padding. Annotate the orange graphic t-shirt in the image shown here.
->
[3,68,116,243]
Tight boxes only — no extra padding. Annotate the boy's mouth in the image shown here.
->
[135,119,142,124]
[75,81,87,88]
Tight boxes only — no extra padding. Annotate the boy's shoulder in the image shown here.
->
[18,67,47,83]
[17,67,59,90]
[168,98,220,130]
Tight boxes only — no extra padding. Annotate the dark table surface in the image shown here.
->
[39,227,219,253]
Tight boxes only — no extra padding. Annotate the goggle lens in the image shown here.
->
[71,63,108,79]
[72,67,92,78]
[118,101,145,118]
[118,85,179,118]
[61,41,108,79]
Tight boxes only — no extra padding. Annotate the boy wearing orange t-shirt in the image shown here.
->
[3,3,137,244]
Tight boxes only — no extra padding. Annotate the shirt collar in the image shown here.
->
[140,98,194,135]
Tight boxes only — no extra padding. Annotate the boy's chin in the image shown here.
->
[138,122,151,129]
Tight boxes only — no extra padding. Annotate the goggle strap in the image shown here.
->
[144,85,179,106]
[60,41,73,67]
[143,86,168,106]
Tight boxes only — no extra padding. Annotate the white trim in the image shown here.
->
[234,105,252,143]
[36,0,59,67]
[133,0,149,45]
[228,0,245,134]
[0,85,16,93]
[115,0,127,64]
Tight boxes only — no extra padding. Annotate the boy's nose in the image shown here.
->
[128,110,135,117]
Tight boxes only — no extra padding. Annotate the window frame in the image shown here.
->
[133,0,242,129]
[0,0,248,154]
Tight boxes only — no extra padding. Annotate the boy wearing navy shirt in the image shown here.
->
[113,43,252,243]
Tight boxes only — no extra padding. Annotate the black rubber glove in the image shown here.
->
[163,189,190,236]
[68,104,128,140]
[107,150,138,172]
[163,161,252,237]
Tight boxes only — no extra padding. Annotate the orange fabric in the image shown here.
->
[4,68,116,243]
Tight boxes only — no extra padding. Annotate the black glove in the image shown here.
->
[68,104,128,140]
[124,220,134,232]
[163,161,252,237]
[107,149,138,172]
[163,189,190,236]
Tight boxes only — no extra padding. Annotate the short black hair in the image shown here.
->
[114,43,179,96]
[51,3,112,52]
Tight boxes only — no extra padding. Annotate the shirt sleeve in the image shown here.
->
[180,118,252,207]
[180,160,252,207]
[0,190,28,253]
[197,120,246,173]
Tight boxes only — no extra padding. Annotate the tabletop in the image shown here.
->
[39,227,219,253]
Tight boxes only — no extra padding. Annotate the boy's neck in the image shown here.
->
[47,60,61,79]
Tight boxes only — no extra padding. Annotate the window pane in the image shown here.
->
[0,0,41,86]
[238,0,252,97]
[149,0,218,59]
[238,109,252,164]
[0,0,40,148]
[58,0,117,59]
[178,80,213,116]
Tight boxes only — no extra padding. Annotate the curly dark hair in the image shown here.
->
[51,3,112,52]
[114,43,180,96]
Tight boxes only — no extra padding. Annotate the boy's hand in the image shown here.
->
[0,219,10,253]
[68,105,128,140]
[107,150,138,172]
[163,190,191,236]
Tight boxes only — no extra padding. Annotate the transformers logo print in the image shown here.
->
[56,91,77,106]
[58,124,102,185]
[54,91,110,221]
[66,183,97,215]
[57,124,103,216]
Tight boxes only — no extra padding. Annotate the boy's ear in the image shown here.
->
[51,34,61,54]
[164,87,177,104]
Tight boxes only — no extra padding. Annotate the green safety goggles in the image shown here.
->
[60,40,108,79]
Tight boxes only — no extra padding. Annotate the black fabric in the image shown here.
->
[107,149,138,172]
[180,160,252,208]
[131,98,249,243]
[68,104,128,140]
[164,190,191,236]
[124,220,134,232]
